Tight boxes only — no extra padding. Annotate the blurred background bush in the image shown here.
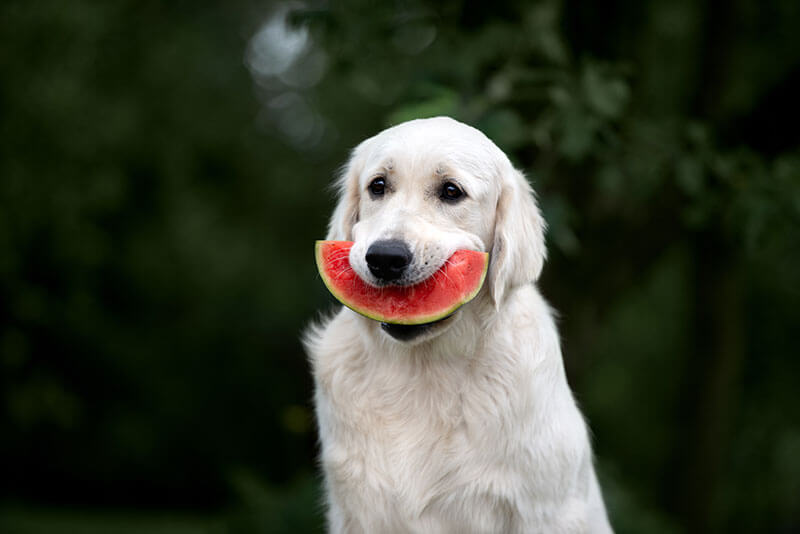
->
[1,0,798,532]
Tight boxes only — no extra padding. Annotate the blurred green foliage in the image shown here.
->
[1,0,799,533]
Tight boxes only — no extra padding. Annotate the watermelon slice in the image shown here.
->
[315,240,489,325]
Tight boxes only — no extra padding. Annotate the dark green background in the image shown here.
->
[1,1,799,532]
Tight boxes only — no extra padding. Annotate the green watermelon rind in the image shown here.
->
[315,240,489,325]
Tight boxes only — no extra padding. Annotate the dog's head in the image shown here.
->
[327,117,546,342]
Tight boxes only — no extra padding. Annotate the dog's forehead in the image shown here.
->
[357,118,506,194]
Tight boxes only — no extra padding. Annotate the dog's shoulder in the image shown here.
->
[490,284,561,355]
[303,306,364,375]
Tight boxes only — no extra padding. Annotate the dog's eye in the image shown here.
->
[368,177,386,197]
[440,181,464,202]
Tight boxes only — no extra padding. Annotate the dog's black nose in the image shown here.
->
[366,240,412,282]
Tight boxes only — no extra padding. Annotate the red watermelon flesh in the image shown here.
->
[315,240,489,325]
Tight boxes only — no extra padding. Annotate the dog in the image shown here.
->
[304,117,612,533]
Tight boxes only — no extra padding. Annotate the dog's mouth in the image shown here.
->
[380,314,453,342]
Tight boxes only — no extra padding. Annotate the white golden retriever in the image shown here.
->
[305,117,612,533]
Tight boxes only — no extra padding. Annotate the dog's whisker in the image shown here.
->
[331,266,354,280]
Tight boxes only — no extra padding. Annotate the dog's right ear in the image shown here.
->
[325,148,363,241]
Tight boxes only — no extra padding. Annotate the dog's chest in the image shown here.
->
[318,352,521,526]
[326,367,473,476]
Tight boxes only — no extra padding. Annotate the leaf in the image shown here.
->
[386,87,460,126]
[582,64,629,119]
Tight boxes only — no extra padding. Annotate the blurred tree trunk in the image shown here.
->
[680,229,745,532]
[679,0,743,527]
[693,0,734,121]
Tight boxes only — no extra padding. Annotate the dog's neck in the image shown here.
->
[365,288,500,364]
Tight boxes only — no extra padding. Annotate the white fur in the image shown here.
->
[305,117,612,533]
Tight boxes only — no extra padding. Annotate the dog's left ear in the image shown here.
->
[488,165,547,306]
[325,147,363,241]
